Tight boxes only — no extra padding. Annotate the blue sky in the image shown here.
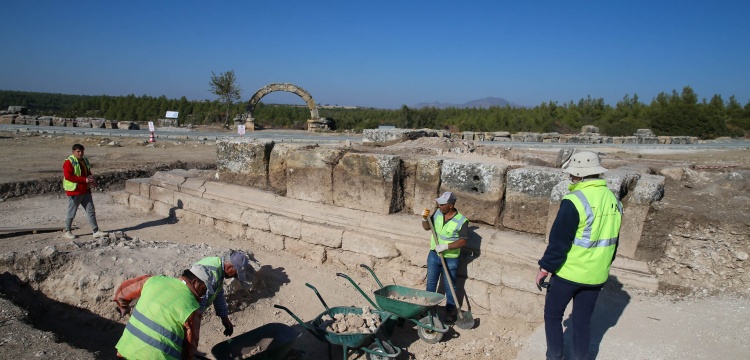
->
[2,1,749,109]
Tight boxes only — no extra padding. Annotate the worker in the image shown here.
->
[535,151,623,360]
[193,249,254,337]
[421,191,469,323]
[62,143,107,239]
[113,264,212,359]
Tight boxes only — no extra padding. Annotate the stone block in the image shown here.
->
[333,153,402,214]
[490,286,544,321]
[300,222,344,248]
[214,219,246,239]
[413,158,442,215]
[625,174,665,205]
[181,194,245,223]
[362,129,432,143]
[342,230,399,259]
[180,177,206,197]
[618,204,649,259]
[268,143,301,196]
[149,186,174,205]
[440,159,507,225]
[248,230,285,251]
[268,215,302,239]
[465,256,502,286]
[503,166,566,234]
[152,200,174,218]
[241,210,271,231]
[285,239,326,264]
[402,159,417,213]
[150,170,190,191]
[463,279,490,311]
[125,178,150,196]
[129,195,154,213]
[286,146,346,204]
[394,241,426,267]
[326,250,375,273]
[174,209,201,224]
[110,191,129,206]
[216,139,274,188]
[500,262,539,293]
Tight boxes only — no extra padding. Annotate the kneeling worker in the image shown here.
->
[193,249,254,337]
[113,264,212,359]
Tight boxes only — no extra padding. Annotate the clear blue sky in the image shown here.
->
[2,1,749,109]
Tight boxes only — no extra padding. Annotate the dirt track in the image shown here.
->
[1,131,749,359]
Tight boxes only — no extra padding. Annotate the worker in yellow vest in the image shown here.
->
[536,151,622,360]
[113,265,212,359]
[421,191,469,324]
[62,143,107,239]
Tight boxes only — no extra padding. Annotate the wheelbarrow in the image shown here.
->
[210,322,301,360]
[274,283,401,360]
[337,264,450,344]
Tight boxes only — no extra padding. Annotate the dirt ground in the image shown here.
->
[1,131,749,359]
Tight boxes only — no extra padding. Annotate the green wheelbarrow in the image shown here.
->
[274,283,401,360]
[337,264,450,344]
[210,322,301,360]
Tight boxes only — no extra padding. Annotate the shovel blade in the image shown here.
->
[455,310,475,330]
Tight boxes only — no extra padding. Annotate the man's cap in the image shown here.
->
[561,151,607,177]
[435,191,457,205]
[227,250,252,289]
[189,264,213,285]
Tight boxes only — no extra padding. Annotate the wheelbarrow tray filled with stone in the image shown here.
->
[337,264,449,344]
[210,322,301,360]
[274,283,400,359]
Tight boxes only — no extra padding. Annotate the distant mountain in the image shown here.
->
[413,97,521,109]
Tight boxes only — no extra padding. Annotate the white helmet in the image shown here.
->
[562,151,607,177]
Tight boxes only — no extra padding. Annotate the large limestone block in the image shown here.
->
[503,166,566,234]
[285,239,325,264]
[268,143,301,196]
[413,158,442,215]
[342,231,399,259]
[362,129,436,143]
[241,210,271,231]
[110,191,130,206]
[181,193,245,223]
[333,153,402,214]
[300,222,344,248]
[268,215,302,239]
[286,146,346,204]
[150,170,190,191]
[149,186,174,205]
[216,138,274,188]
[619,174,665,258]
[402,159,417,213]
[249,230,285,251]
[125,178,150,196]
[440,159,507,225]
[394,241,427,268]
[180,177,206,197]
[129,195,154,213]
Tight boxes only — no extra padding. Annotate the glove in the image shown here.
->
[221,317,234,337]
[535,269,549,291]
[422,208,430,219]
[434,243,449,253]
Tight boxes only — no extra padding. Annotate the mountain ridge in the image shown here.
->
[413,96,521,109]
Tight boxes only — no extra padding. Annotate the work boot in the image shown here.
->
[445,307,457,324]
[92,230,108,238]
[63,231,76,239]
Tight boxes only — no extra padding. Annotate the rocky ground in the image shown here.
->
[0,131,749,359]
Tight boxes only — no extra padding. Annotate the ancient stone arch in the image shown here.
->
[244,83,319,127]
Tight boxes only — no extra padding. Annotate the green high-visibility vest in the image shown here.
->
[115,276,199,360]
[555,179,623,285]
[430,210,468,259]
[62,155,91,191]
[195,256,224,305]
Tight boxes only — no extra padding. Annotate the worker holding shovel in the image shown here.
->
[536,151,622,360]
[421,191,468,324]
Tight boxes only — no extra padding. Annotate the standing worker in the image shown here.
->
[535,151,622,360]
[62,143,107,239]
[113,265,212,359]
[193,250,254,337]
[421,191,469,323]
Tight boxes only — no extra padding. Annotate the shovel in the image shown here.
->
[426,212,475,330]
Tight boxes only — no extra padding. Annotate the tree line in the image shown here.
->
[1,86,748,138]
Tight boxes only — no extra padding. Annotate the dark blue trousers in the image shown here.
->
[544,276,602,360]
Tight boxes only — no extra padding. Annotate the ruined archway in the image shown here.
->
[243,83,319,131]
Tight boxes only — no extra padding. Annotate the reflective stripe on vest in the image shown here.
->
[431,210,468,259]
[124,313,182,359]
[555,180,622,285]
[62,155,91,191]
[115,276,199,360]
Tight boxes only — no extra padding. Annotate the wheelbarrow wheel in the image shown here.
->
[417,315,444,344]
[367,341,397,360]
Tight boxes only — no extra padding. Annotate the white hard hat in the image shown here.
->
[562,151,607,177]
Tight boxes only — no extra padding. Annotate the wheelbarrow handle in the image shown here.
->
[273,304,315,332]
[336,273,381,310]
[305,283,330,312]
[359,264,384,288]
